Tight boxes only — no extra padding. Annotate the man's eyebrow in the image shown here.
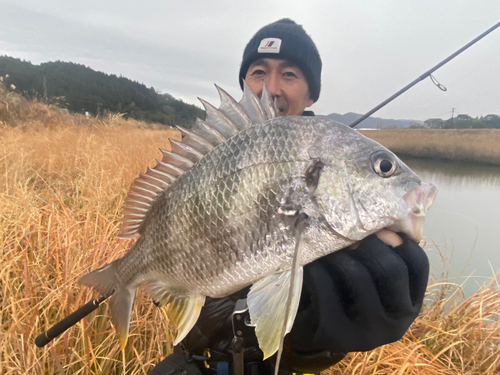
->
[250,59,269,68]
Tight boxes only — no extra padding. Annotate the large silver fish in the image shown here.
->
[79,82,437,366]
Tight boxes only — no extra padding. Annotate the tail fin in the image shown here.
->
[78,260,135,349]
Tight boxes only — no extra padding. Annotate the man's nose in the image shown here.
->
[264,74,282,98]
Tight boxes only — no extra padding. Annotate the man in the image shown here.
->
[149,18,429,375]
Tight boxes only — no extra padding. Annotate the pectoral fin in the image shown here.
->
[247,267,304,359]
[248,208,308,375]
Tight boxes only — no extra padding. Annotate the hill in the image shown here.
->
[327,112,423,129]
[0,56,204,128]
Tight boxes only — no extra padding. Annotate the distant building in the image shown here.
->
[456,114,473,122]
[424,118,444,129]
[483,114,500,122]
[483,114,500,128]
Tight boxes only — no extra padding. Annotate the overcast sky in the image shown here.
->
[1,0,499,121]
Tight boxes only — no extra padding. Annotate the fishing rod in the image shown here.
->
[35,20,500,350]
[350,20,500,128]
[35,293,112,348]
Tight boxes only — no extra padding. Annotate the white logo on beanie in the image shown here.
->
[257,38,281,53]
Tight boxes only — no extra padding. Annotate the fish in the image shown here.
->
[78,81,438,368]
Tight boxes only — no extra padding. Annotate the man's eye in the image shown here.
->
[251,69,266,76]
[283,71,298,78]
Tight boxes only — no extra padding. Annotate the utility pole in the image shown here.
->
[42,76,47,101]
[451,107,455,125]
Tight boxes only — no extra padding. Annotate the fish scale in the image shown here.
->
[78,83,437,370]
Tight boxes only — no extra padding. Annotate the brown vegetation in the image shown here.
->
[1,88,499,374]
[329,278,500,375]
[360,129,500,166]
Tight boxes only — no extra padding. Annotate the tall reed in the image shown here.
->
[1,88,498,374]
[360,129,500,166]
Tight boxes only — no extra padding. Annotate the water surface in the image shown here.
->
[402,157,500,296]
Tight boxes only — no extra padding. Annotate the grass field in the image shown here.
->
[359,129,500,166]
[1,88,499,374]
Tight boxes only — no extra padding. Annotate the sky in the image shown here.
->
[1,0,499,121]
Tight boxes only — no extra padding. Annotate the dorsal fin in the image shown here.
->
[239,80,267,124]
[215,84,252,130]
[191,118,227,146]
[155,160,185,177]
[198,98,239,138]
[260,81,279,119]
[176,126,214,154]
[169,139,204,163]
[160,149,194,170]
[118,83,278,239]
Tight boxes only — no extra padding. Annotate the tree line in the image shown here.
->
[424,114,500,129]
[0,56,205,128]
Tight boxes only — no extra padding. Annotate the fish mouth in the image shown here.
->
[384,182,438,243]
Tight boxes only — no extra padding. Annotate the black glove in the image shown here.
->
[156,234,429,374]
[282,233,429,372]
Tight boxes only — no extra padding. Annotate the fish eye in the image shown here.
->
[372,151,397,177]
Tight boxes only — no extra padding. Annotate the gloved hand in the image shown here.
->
[281,233,429,372]
[177,233,429,373]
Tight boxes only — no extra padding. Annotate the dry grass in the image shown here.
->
[1,85,182,374]
[328,279,500,375]
[359,129,500,166]
[1,87,499,374]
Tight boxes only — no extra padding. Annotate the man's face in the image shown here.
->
[244,58,314,116]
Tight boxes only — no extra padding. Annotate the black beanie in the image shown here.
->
[239,19,322,102]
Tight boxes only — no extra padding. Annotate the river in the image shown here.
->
[402,157,500,296]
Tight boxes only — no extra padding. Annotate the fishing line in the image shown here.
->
[386,125,411,149]
[432,110,452,119]
[448,48,500,86]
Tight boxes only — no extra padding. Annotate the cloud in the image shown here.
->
[1,1,500,120]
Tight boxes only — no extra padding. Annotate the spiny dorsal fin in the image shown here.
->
[239,80,267,124]
[198,97,239,138]
[169,139,204,163]
[191,118,227,146]
[119,83,278,239]
[215,84,252,130]
[160,149,194,170]
[176,126,214,154]
[260,81,279,119]
[155,159,185,177]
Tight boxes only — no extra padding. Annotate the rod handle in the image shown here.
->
[35,295,109,348]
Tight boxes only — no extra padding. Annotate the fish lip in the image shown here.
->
[400,182,438,242]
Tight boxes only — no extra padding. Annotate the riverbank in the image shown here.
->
[359,129,500,166]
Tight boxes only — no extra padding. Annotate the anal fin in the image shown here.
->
[144,281,205,345]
